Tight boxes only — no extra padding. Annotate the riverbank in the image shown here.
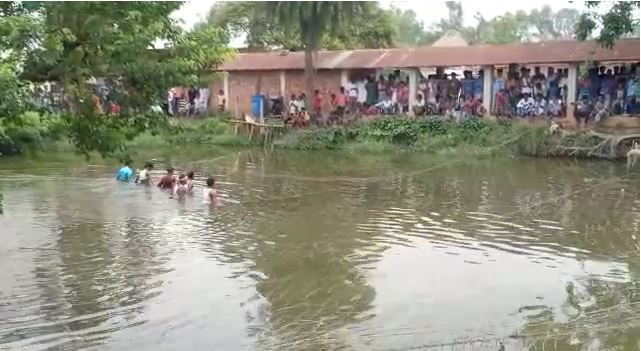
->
[2,113,636,160]
[272,117,633,159]
[0,112,254,158]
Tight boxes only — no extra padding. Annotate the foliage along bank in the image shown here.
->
[0,2,234,157]
[272,117,612,159]
[1,111,631,163]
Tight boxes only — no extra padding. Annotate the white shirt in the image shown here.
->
[288,101,298,114]
[138,169,150,182]
[347,82,358,98]
[356,81,367,103]
[559,77,568,88]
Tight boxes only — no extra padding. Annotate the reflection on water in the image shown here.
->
[0,150,638,350]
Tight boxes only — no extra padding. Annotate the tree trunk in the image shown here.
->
[303,48,315,108]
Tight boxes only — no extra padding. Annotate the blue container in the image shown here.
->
[251,95,263,117]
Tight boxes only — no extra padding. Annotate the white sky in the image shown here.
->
[172,0,587,46]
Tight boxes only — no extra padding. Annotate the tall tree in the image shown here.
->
[199,1,393,51]
[389,7,426,47]
[576,1,640,48]
[267,1,368,100]
[440,1,464,33]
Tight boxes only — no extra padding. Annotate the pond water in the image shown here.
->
[0,149,639,351]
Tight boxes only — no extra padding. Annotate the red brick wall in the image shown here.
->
[284,69,342,98]
[220,69,343,116]
[220,71,280,117]
[208,77,224,112]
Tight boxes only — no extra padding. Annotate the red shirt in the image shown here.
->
[110,102,120,114]
[335,93,347,107]
[312,95,322,111]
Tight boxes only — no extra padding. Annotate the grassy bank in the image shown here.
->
[273,117,609,159]
[127,117,254,149]
[0,113,254,158]
[0,112,621,160]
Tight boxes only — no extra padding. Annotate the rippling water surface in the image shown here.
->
[0,150,639,350]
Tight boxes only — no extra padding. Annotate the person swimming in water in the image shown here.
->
[203,176,219,206]
[116,160,134,182]
[135,161,154,185]
[157,167,176,190]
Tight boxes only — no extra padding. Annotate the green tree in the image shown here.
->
[440,1,464,33]
[267,1,369,100]
[388,7,426,47]
[199,1,393,51]
[197,1,299,51]
[468,7,580,45]
[576,1,640,48]
[0,1,233,156]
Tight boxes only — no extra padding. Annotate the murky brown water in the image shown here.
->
[0,149,639,351]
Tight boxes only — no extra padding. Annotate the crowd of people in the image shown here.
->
[115,161,219,206]
[278,62,640,127]
[151,62,640,128]
[284,72,415,127]
[414,70,485,119]
[165,87,212,117]
[573,63,640,125]
[282,70,487,126]
[493,63,640,124]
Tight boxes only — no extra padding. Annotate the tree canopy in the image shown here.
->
[576,1,640,48]
[199,1,394,51]
[0,1,233,156]
[199,1,585,50]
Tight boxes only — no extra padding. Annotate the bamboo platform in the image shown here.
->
[227,114,286,145]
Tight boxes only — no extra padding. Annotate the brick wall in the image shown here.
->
[284,69,342,98]
[208,78,224,112]
[220,69,343,116]
[220,70,280,117]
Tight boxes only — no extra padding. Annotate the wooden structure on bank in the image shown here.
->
[227,114,285,146]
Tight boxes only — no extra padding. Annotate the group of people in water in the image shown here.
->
[115,161,219,206]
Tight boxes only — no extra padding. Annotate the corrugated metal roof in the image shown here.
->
[219,39,640,71]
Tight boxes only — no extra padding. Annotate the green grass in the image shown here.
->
[272,116,605,159]
[1,112,610,160]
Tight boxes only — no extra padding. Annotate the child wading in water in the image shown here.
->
[135,161,154,185]
[186,170,195,193]
[157,167,176,191]
[203,176,219,206]
[175,174,189,199]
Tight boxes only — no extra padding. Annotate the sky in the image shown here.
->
[172,0,586,28]
[171,0,588,46]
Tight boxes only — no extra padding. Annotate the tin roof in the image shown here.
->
[219,39,640,71]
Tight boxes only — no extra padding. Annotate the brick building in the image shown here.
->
[213,39,640,118]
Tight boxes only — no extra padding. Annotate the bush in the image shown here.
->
[0,111,65,155]
[362,118,423,145]
[273,116,566,158]
[276,126,351,150]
